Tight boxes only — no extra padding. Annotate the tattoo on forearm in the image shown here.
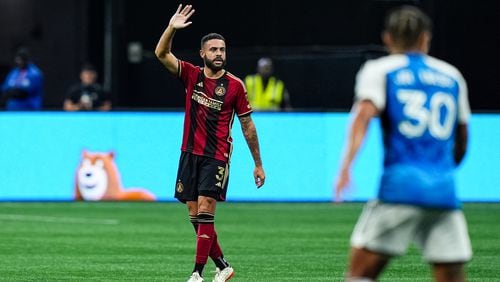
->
[240,116,262,166]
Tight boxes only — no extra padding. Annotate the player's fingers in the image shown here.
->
[175,4,182,14]
[335,187,343,202]
[181,4,192,15]
[255,174,264,188]
[186,9,195,19]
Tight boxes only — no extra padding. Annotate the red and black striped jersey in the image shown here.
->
[178,60,253,162]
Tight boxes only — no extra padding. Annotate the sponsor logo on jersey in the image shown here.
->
[192,90,223,111]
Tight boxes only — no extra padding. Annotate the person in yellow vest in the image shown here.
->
[245,57,291,111]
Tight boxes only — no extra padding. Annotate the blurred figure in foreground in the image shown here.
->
[64,63,111,111]
[245,57,291,111]
[1,47,44,111]
[335,5,472,282]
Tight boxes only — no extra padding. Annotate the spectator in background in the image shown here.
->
[1,47,44,111]
[245,57,292,111]
[63,63,111,111]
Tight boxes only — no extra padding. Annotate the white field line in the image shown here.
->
[0,214,119,225]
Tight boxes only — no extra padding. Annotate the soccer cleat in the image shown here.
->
[187,271,204,282]
[213,266,234,282]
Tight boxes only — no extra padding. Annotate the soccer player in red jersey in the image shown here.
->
[155,4,266,282]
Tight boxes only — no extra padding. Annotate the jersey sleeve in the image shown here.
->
[354,60,387,111]
[1,71,14,92]
[179,60,198,91]
[235,83,253,116]
[28,67,43,95]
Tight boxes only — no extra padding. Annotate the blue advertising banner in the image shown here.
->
[0,112,498,202]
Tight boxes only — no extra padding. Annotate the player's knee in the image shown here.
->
[187,201,198,215]
[433,262,465,282]
[198,196,217,212]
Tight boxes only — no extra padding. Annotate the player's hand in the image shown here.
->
[254,165,265,188]
[334,168,350,202]
[169,4,195,30]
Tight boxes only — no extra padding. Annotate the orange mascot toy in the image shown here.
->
[75,151,156,201]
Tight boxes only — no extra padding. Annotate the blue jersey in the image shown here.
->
[355,53,470,209]
[1,63,44,110]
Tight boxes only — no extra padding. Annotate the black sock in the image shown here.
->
[189,215,199,232]
[193,263,205,276]
[213,256,230,270]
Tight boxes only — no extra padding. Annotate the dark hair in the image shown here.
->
[384,5,432,49]
[81,62,96,72]
[15,47,31,61]
[200,33,225,48]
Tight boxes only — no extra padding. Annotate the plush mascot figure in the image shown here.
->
[75,151,156,201]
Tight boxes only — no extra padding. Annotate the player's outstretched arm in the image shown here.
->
[155,4,195,75]
[335,100,377,201]
[239,115,265,188]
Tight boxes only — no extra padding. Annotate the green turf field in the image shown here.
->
[0,202,499,281]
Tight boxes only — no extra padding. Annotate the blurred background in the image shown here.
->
[1,0,499,111]
[1,3,499,280]
[0,0,499,202]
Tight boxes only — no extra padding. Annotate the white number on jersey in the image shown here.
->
[397,90,456,140]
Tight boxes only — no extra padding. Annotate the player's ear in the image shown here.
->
[419,31,432,53]
[382,31,392,47]
[199,49,204,59]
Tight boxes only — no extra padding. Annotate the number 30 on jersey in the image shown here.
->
[397,90,456,140]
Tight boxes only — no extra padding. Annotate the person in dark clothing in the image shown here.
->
[63,63,111,111]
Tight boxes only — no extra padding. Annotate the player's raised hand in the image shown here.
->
[254,166,265,188]
[169,4,195,30]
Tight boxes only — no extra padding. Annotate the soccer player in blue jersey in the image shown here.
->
[335,5,472,282]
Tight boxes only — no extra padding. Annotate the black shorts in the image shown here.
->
[174,152,230,203]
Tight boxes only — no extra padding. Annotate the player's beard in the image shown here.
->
[204,56,225,72]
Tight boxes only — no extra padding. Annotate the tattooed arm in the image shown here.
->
[239,115,266,188]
